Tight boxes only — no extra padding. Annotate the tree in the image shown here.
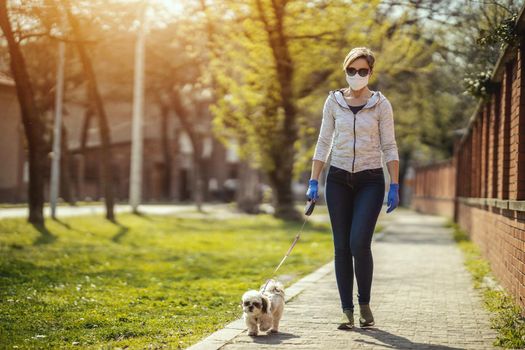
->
[61,0,116,220]
[208,0,388,219]
[0,0,47,225]
[145,15,213,210]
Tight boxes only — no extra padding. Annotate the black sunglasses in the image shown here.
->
[345,67,370,77]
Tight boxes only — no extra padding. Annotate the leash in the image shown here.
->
[261,199,316,293]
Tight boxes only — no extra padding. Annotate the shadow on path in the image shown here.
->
[247,331,301,345]
[241,328,465,349]
[349,321,468,349]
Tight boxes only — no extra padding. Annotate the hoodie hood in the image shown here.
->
[329,89,384,110]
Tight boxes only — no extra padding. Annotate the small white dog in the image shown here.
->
[241,279,285,336]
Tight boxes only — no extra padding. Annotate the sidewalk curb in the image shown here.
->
[185,260,335,350]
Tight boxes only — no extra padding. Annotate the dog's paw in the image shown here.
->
[270,328,278,333]
[248,330,258,336]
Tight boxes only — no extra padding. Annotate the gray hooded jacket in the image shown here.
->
[312,89,399,173]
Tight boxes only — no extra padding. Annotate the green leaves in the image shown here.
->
[477,13,519,50]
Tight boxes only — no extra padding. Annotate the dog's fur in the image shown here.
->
[241,279,285,336]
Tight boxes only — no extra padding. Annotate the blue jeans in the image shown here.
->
[325,164,385,311]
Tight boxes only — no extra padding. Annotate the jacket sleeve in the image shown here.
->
[312,95,335,163]
[379,98,399,163]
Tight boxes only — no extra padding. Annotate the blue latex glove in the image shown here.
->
[306,179,319,201]
[386,183,399,213]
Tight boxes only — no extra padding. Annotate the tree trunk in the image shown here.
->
[159,102,172,200]
[60,124,75,204]
[76,105,92,199]
[170,89,206,212]
[80,105,93,153]
[236,160,261,213]
[0,2,46,225]
[268,165,302,221]
[64,1,115,220]
[255,0,301,221]
[192,150,205,212]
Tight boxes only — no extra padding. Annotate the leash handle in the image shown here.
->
[304,198,316,216]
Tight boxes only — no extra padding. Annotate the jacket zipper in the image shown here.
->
[352,111,356,172]
[337,90,369,173]
[345,102,360,172]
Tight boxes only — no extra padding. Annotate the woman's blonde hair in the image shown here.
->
[342,47,375,72]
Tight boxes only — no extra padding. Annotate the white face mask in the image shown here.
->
[346,73,369,91]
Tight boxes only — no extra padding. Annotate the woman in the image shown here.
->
[306,47,400,330]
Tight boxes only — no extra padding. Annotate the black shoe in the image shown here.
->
[337,309,354,329]
[359,304,375,327]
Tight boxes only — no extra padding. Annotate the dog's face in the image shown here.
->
[241,290,268,315]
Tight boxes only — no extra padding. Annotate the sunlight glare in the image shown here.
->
[120,0,186,15]
[155,0,185,15]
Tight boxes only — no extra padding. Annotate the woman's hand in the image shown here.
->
[386,183,399,213]
[306,179,320,201]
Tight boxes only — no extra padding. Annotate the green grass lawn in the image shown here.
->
[0,213,334,349]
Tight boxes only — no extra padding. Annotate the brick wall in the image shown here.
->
[411,160,456,218]
[410,36,525,314]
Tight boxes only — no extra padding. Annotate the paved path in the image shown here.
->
[0,203,252,219]
[189,208,499,350]
[0,203,331,222]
